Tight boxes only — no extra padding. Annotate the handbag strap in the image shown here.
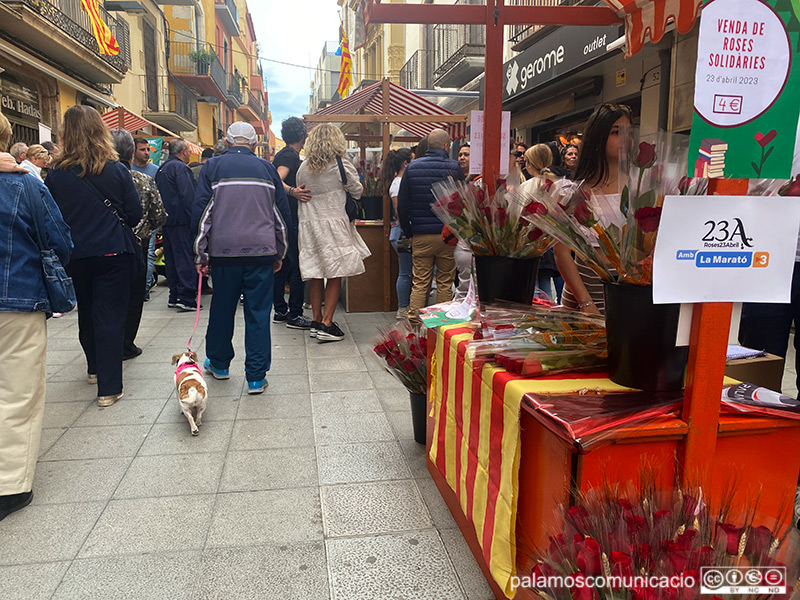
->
[28,179,50,253]
[335,156,348,190]
[75,169,128,226]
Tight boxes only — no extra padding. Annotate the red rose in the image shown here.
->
[447,199,463,217]
[664,541,689,572]
[548,534,571,563]
[475,188,487,206]
[610,551,634,579]
[718,522,743,555]
[682,494,700,517]
[575,537,602,576]
[636,141,656,169]
[402,359,416,373]
[654,509,671,524]
[744,525,772,557]
[634,206,662,233]
[616,499,634,516]
[450,192,460,201]
[636,543,654,570]
[676,528,698,551]
[571,573,598,600]
[523,201,547,216]
[542,178,554,192]
[693,545,715,568]
[632,587,658,600]
[495,207,508,228]
[625,515,646,535]
[533,561,558,581]
[568,505,590,532]
[528,228,544,242]
[573,202,596,227]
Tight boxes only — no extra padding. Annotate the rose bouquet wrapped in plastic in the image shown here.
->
[521,136,708,285]
[372,322,428,395]
[431,178,553,258]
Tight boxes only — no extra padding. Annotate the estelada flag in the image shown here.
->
[337,24,352,99]
[81,0,119,56]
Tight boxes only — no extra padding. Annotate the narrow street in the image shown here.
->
[0,283,493,600]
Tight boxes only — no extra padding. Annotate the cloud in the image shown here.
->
[248,0,340,138]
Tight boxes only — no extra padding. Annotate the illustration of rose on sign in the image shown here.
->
[752,129,777,177]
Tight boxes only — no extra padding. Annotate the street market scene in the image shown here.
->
[1,0,800,599]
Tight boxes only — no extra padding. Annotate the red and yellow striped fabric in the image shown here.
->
[81,0,119,56]
[337,24,353,99]
[428,324,630,598]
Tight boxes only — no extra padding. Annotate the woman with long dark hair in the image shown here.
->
[45,106,142,406]
[384,147,413,319]
[555,103,631,314]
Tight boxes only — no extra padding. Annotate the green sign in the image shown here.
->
[146,137,164,166]
[689,0,800,179]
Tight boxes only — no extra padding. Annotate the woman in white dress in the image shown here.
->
[296,124,370,342]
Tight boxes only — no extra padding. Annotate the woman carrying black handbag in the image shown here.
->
[45,105,142,407]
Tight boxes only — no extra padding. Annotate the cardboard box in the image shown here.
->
[725,352,785,392]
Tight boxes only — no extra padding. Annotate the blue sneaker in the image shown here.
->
[247,379,267,394]
[203,358,229,380]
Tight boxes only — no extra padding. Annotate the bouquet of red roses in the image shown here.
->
[372,322,428,395]
[431,178,553,258]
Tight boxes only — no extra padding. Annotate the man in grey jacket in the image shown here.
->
[193,122,290,394]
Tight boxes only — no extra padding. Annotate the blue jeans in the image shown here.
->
[537,271,564,303]
[273,230,304,317]
[146,231,156,292]
[206,264,275,382]
[390,224,412,307]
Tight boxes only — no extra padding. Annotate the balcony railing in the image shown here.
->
[227,73,242,105]
[399,49,430,91]
[214,0,239,36]
[12,0,130,73]
[247,89,264,119]
[508,0,586,48]
[168,41,227,96]
[432,1,485,85]
[169,79,197,125]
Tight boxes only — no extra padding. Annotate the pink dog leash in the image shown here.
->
[186,270,204,351]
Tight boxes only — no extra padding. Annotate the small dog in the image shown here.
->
[171,351,208,436]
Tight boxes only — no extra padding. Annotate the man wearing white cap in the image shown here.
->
[192,122,291,394]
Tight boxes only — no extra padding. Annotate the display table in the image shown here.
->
[426,324,800,600]
[340,221,398,312]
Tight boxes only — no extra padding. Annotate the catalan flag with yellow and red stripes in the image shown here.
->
[81,0,119,56]
[428,325,629,598]
[337,23,352,99]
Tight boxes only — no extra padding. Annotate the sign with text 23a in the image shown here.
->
[689,0,800,179]
[653,195,800,303]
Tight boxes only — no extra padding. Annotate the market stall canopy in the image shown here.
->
[306,80,467,140]
[602,0,702,56]
[101,107,203,155]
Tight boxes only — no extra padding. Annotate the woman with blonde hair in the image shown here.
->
[295,123,370,342]
[18,144,49,181]
[45,105,142,407]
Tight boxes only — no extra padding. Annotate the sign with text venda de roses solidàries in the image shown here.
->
[689,0,800,179]
[653,195,800,303]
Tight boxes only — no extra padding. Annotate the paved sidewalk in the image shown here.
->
[0,283,494,600]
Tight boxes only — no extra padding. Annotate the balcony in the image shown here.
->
[237,88,263,122]
[142,78,197,133]
[508,0,585,51]
[215,0,239,37]
[400,49,430,91]
[432,6,485,88]
[168,41,226,101]
[224,73,242,108]
[0,0,131,83]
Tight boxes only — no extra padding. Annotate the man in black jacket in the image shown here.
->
[397,128,464,323]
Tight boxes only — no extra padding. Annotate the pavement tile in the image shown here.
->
[261,374,310,395]
[230,417,315,450]
[416,478,459,530]
[315,412,394,445]
[206,488,322,548]
[53,551,201,600]
[272,344,307,359]
[236,394,312,420]
[73,398,165,427]
[0,562,70,600]
[192,542,328,599]
[114,453,225,498]
[307,355,367,372]
[376,387,414,412]
[118,378,175,400]
[268,358,309,374]
[42,425,150,460]
[269,331,308,345]
[311,390,383,416]
[220,447,318,492]
[78,495,215,558]
[138,421,234,456]
[326,531,465,600]
[369,368,408,391]
[309,371,375,393]
[45,350,85,365]
[38,427,66,458]
[385,410,416,441]
[321,480,432,537]
[33,458,131,505]
[41,401,90,429]
[0,502,106,565]
[122,361,176,380]
[45,381,95,403]
[317,441,411,485]
[440,529,496,600]
[306,342,360,359]
[156,396,239,424]
[400,439,430,478]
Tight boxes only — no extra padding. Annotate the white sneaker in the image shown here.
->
[396,306,409,320]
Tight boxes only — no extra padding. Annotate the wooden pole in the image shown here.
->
[382,78,392,312]
[482,0,504,194]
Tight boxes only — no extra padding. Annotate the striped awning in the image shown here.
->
[101,107,204,156]
[602,0,702,56]
[313,80,467,139]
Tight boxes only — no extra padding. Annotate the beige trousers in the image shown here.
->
[0,311,46,495]
[409,233,456,322]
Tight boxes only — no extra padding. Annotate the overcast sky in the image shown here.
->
[248,0,341,140]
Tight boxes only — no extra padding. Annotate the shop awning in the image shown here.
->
[602,0,702,56]
[311,80,467,140]
[101,107,204,155]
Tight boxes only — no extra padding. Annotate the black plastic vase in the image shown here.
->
[474,255,539,305]
[409,392,426,445]
[603,281,689,391]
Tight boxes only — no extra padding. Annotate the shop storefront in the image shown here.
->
[0,73,44,146]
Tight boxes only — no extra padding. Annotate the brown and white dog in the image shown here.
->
[171,351,208,436]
